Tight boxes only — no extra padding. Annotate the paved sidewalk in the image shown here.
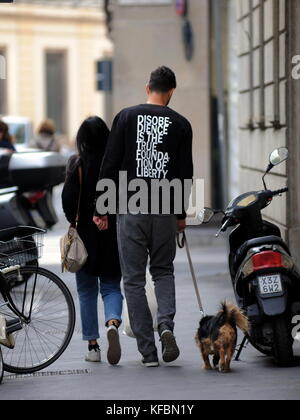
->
[0,187,300,400]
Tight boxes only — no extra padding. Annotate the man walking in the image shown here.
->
[94,66,193,367]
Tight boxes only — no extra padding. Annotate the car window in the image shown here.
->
[7,123,26,144]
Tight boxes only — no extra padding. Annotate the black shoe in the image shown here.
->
[141,351,159,367]
[159,324,180,363]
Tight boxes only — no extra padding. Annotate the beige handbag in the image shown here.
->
[60,166,88,273]
[0,314,15,349]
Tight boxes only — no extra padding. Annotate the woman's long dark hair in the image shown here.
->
[76,116,109,165]
[0,120,13,144]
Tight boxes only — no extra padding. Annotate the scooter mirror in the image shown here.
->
[198,208,215,224]
[270,147,289,167]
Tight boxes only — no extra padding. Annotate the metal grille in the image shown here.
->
[5,369,92,380]
[238,0,287,131]
[0,227,45,268]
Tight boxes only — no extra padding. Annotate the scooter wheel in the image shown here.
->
[249,339,273,357]
[272,315,294,367]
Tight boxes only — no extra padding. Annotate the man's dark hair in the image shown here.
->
[148,66,177,93]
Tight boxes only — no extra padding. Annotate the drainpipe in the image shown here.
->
[272,0,281,129]
[104,0,113,34]
[212,0,228,207]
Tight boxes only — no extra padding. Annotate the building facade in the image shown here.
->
[0,0,112,143]
[233,0,300,264]
[109,0,300,263]
[109,0,212,206]
[1,0,299,264]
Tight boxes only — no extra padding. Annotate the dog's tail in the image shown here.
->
[221,301,249,333]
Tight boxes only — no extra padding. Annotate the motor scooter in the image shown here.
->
[0,150,66,229]
[200,148,300,366]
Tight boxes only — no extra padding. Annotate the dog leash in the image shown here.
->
[177,231,205,319]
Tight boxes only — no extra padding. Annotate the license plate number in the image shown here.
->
[258,275,283,295]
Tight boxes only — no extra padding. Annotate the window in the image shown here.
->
[0,48,7,115]
[45,51,67,135]
[238,0,286,130]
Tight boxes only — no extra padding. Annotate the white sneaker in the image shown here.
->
[0,334,15,349]
[107,325,121,365]
[85,344,101,362]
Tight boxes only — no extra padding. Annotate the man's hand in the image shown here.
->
[177,219,186,233]
[93,216,109,231]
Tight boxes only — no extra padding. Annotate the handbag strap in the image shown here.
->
[177,231,205,317]
[75,165,83,229]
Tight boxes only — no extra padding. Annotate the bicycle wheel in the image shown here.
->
[0,266,75,374]
[0,347,3,384]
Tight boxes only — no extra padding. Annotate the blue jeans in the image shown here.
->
[76,268,123,341]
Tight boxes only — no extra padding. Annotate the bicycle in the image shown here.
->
[0,226,75,374]
[0,346,3,383]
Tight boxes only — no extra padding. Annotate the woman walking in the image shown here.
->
[62,116,123,365]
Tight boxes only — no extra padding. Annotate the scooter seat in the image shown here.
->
[234,235,291,273]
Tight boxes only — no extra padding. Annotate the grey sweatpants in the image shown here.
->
[117,214,177,356]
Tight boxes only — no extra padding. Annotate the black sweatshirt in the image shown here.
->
[96,104,193,219]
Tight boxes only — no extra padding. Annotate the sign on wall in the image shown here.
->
[96,60,113,92]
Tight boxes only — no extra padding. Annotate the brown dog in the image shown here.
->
[195,301,249,373]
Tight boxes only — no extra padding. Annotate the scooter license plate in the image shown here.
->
[258,275,283,295]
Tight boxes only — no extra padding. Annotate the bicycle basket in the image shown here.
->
[0,226,46,268]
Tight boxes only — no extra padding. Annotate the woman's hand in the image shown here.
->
[93,216,109,231]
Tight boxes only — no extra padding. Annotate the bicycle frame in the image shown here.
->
[0,263,39,324]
